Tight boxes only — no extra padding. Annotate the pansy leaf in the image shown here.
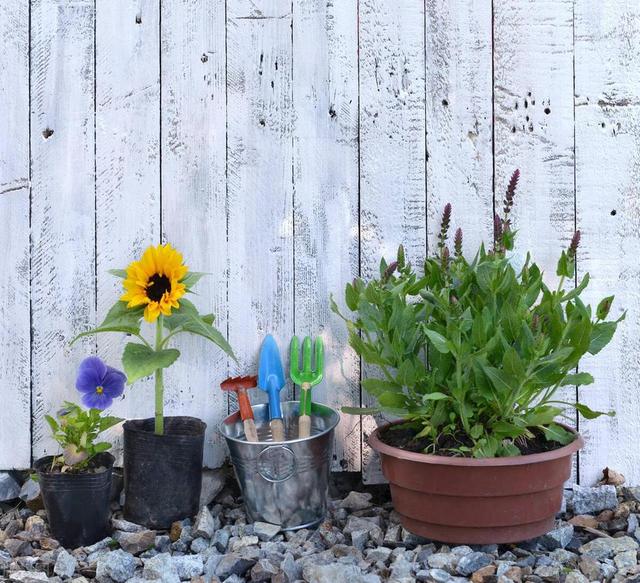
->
[98,415,123,431]
[122,343,180,385]
[44,415,59,434]
[92,442,112,454]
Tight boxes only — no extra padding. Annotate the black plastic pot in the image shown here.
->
[34,452,114,548]
[123,416,206,529]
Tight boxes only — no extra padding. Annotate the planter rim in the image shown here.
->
[368,420,583,467]
[33,451,115,474]
[219,400,340,445]
[123,415,206,437]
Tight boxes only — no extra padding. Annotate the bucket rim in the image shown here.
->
[218,400,340,445]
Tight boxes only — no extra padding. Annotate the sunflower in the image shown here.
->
[121,243,188,322]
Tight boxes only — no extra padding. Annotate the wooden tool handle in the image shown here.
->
[270,418,285,442]
[243,419,259,443]
[298,414,311,439]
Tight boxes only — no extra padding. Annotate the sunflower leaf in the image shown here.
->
[71,302,145,345]
[164,299,236,361]
[122,343,180,384]
[108,269,127,279]
[181,271,208,290]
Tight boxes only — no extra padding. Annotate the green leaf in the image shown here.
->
[561,273,590,303]
[503,346,525,380]
[98,415,123,431]
[345,283,359,311]
[480,364,516,398]
[71,302,145,345]
[424,327,450,354]
[92,442,112,453]
[596,295,615,320]
[540,423,575,445]
[422,392,449,401]
[522,405,562,426]
[164,298,236,361]
[180,271,208,289]
[341,406,381,415]
[559,372,594,387]
[44,415,59,434]
[556,251,569,278]
[588,321,617,355]
[378,392,406,409]
[491,420,526,439]
[574,402,614,420]
[361,378,401,397]
[108,269,127,278]
[122,343,180,384]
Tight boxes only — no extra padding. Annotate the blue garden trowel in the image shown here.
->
[258,335,286,442]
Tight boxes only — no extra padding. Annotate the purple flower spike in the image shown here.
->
[75,356,126,410]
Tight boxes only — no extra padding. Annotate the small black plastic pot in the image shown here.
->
[123,416,206,529]
[34,452,114,548]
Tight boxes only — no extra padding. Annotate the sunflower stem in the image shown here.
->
[154,315,164,435]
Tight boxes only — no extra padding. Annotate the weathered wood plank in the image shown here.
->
[494,0,575,286]
[425,0,493,252]
[292,0,360,471]
[31,0,96,459]
[226,1,294,406]
[493,0,577,480]
[95,0,160,462]
[359,0,426,483]
[161,0,228,468]
[0,0,30,468]
[575,0,640,486]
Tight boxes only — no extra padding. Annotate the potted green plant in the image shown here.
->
[333,172,624,544]
[74,243,235,528]
[34,357,124,547]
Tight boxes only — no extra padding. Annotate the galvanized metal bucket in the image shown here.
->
[219,401,339,530]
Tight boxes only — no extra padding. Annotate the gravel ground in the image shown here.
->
[1,468,639,583]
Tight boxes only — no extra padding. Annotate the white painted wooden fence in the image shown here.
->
[0,0,638,486]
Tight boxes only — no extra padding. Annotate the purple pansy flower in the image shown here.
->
[75,356,126,410]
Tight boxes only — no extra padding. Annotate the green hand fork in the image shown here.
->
[290,335,324,438]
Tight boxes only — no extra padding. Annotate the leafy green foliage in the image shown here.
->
[71,302,145,344]
[333,181,623,458]
[45,402,121,471]
[162,298,235,360]
[122,343,180,384]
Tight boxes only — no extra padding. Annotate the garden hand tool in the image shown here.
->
[290,335,324,438]
[258,335,286,441]
[220,376,259,442]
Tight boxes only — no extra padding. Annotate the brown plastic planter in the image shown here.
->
[369,421,583,544]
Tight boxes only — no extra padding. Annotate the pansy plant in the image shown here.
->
[44,357,123,472]
[73,243,235,435]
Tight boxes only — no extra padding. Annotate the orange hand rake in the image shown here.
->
[220,375,259,442]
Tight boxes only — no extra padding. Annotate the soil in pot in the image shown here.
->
[369,420,583,545]
[123,416,206,529]
[34,452,114,548]
[378,423,564,456]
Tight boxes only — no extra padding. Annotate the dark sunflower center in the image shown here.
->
[147,274,171,302]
